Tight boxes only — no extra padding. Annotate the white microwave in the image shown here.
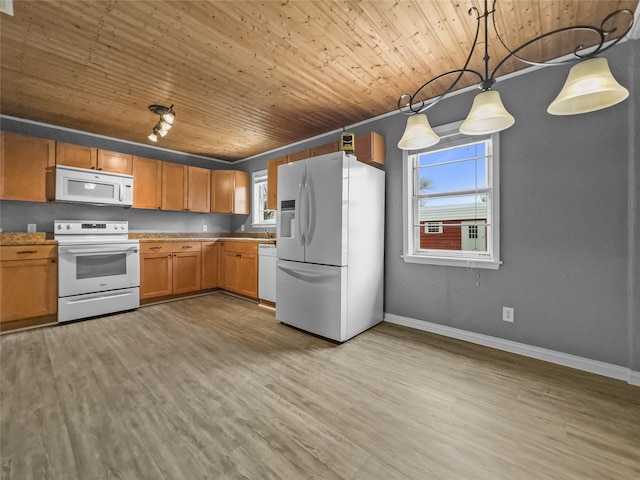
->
[55,165,134,207]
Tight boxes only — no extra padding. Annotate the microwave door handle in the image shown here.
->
[119,184,124,202]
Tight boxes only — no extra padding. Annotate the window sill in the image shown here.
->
[402,254,502,270]
[250,222,276,228]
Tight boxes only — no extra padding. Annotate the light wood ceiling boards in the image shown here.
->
[1,1,636,161]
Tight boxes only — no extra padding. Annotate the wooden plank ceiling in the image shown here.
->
[1,1,636,161]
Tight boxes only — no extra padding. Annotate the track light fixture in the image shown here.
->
[147,104,176,142]
[397,0,633,150]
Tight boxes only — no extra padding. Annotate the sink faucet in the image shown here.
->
[262,227,271,239]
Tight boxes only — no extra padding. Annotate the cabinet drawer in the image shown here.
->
[172,242,202,253]
[0,245,57,261]
[222,242,257,255]
[141,242,202,254]
[141,243,174,254]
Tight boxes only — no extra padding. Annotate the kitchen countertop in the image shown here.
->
[0,233,57,246]
[0,232,275,246]
[132,233,275,244]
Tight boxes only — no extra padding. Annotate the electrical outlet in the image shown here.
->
[27,223,36,233]
[502,306,514,323]
[202,225,208,232]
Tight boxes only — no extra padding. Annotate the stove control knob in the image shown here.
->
[66,224,71,230]
[57,224,62,230]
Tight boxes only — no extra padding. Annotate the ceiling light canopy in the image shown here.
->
[148,104,176,142]
[396,0,634,150]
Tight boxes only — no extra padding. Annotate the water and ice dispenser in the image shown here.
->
[280,199,295,238]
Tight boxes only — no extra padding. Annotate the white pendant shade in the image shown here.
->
[397,114,440,150]
[459,90,515,135]
[547,58,629,115]
[147,132,158,142]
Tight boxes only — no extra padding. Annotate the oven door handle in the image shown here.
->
[60,247,139,255]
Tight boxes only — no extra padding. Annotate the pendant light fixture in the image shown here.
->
[147,104,176,142]
[396,1,634,150]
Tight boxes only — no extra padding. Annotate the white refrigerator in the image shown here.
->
[276,151,385,342]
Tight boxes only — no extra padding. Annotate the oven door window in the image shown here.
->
[76,253,127,279]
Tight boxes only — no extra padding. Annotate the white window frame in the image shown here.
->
[251,169,276,227]
[402,120,501,269]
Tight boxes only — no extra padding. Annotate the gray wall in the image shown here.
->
[241,39,640,372]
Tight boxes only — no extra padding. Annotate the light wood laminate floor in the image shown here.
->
[1,293,639,479]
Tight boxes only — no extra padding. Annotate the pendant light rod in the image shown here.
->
[397,0,634,117]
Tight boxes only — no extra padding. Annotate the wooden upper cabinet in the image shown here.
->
[0,132,55,202]
[311,142,339,157]
[266,156,287,211]
[187,166,211,213]
[355,132,386,166]
[56,142,98,169]
[97,150,133,174]
[161,162,188,211]
[57,143,134,173]
[133,156,162,209]
[287,149,310,163]
[211,170,249,214]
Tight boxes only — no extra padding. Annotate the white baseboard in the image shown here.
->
[384,313,640,387]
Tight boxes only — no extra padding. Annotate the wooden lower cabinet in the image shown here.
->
[201,242,221,289]
[0,245,58,332]
[140,240,259,303]
[221,241,258,299]
[140,242,201,301]
[173,251,202,294]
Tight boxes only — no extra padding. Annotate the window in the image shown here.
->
[251,169,275,226]
[402,120,501,269]
[424,222,443,234]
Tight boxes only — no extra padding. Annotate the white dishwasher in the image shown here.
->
[258,244,277,303]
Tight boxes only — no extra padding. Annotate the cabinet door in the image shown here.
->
[161,162,188,211]
[201,242,220,289]
[133,156,162,209]
[287,150,310,163]
[56,142,98,169]
[266,156,287,211]
[97,150,133,174]
[232,171,249,214]
[172,252,202,294]
[140,253,173,299]
[311,142,339,157]
[0,132,55,202]
[238,253,258,299]
[223,252,241,293]
[354,132,386,166]
[0,258,57,323]
[188,166,211,213]
[211,170,234,213]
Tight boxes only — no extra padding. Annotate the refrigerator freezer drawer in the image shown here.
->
[276,260,346,341]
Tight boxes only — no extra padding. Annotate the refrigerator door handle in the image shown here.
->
[305,174,314,245]
[277,263,333,282]
[297,173,306,246]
